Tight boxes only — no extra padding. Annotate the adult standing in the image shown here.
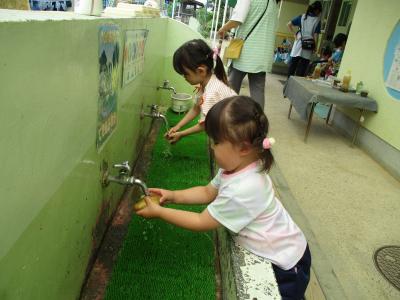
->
[218,0,279,110]
[287,1,322,77]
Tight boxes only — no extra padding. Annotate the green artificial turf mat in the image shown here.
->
[105,109,216,300]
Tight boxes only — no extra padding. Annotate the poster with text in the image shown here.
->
[385,43,400,92]
[122,29,149,87]
[97,24,120,149]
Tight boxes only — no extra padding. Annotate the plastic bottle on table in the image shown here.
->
[313,63,321,79]
[342,70,352,91]
[356,81,364,94]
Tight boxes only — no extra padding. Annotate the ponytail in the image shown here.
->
[252,112,274,172]
[214,55,228,85]
[305,1,322,20]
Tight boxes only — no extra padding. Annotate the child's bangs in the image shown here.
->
[173,48,195,75]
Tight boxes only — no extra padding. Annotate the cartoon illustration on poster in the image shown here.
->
[384,22,400,100]
[385,43,400,92]
[122,29,149,87]
[97,24,120,149]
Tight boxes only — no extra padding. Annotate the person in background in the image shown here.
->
[137,96,311,300]
[287,1,322,77]
[166,39,236,144]
[217,0,279,110]
[306,46,332,77]
[330,33,347,65]
[323,33,347,77]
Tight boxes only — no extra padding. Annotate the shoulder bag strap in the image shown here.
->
[300,14,304,39]
[243,0,270,41]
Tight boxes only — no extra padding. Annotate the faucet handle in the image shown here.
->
[147,104,159,112]
[113,161,131,173]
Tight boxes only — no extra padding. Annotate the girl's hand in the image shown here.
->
[148,188,175,205]
[217,28,225,38]
[165,126,180,138]
[166,131,182,144]
[135,196,162,218]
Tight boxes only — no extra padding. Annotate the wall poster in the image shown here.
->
[122,29,149,87]
[97,24,120,149]
[385,43,400,92]
[383,21,400,100]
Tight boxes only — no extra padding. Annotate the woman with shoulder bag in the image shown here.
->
[217,0,280,110]
[287,1,322,78]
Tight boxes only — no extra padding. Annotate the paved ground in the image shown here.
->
[239,73,400,300]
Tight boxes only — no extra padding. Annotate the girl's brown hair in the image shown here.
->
[205,96,274,172]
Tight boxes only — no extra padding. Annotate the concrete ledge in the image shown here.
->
[332,109,400,181]
[216,228,281,300]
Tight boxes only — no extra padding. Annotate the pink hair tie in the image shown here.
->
[262,137,276,149]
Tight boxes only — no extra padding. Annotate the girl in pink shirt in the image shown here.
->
[166,39,236,144]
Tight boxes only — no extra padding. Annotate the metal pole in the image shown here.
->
[221,0,228,28]
[213,0,222,44]
[210,0,218,39]
[171,0,176,18]
[204,0,208,28]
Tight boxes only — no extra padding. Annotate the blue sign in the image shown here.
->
[383,21,400,101]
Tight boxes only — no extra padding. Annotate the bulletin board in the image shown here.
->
[383,21,400,101]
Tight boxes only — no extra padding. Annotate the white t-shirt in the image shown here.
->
[207,162,307,270]
[230,0,250,22]
[197,74,236,123]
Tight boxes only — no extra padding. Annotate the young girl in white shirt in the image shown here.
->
[165,39,236,144]
[138,96,311,299]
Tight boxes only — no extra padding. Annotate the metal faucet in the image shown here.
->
[141,104,169,130]
[105,161,150,196]
[157,80,176,94]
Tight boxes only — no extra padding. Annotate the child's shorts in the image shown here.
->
[272,245,311,300]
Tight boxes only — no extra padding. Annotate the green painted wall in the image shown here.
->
[276,0,308,34]
[0,14,200,300]
[337,0,400,150]
[275,0,308,47]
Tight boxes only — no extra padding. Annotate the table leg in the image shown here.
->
[288,104,293,119]
[351,109,365,146]
[326,104,333,125]
[304,103,316,143]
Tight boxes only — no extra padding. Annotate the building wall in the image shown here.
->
[277,0,308,34]
[333,0,358,37]
[276,0,308,46]
[337,0,400,150]
[0,11,200,299]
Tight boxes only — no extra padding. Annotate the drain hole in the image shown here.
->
[373,245,400,291]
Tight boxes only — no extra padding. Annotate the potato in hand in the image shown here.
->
[133,195,161,211]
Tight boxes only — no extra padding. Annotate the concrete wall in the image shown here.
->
[0,10,200,299]
[337,0,400,151]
